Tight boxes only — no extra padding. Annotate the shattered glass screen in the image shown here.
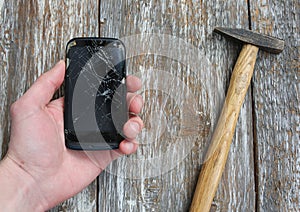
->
[64,38,127,150]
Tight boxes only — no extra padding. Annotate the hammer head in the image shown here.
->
[214,27,285,54]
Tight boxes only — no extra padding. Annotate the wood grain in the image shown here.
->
[2,0,297,211]
[251,0,300,211]
[0,0,99,211]
[99,0,255,211]
[0,0,13,158]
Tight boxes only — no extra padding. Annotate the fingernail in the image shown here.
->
[130,121,140,133]
[55,60,64,67]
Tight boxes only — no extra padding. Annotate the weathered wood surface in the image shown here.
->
[0,0,99,211]
[251,0,300,211]
[0,0,298,211]
[99,1,255,211]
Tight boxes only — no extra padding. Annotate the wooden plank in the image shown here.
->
[251,1,300,211]
[0,0,99,211]
[99,0,255,211]
[0,0,13,158]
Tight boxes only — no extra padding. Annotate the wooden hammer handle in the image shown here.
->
[190,44,259,212]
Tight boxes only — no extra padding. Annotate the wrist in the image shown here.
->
[0,156,47,211]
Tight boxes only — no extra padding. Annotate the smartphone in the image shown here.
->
[64,37,127,150]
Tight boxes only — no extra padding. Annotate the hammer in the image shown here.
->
[190,27,284,212]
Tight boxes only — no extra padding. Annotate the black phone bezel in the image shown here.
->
[64,37,127,150]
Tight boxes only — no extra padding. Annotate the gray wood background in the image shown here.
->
[0,0,299,211]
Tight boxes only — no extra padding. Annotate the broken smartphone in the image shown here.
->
[64,38,127,150]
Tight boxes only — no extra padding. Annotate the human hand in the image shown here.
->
[0,61,143,211]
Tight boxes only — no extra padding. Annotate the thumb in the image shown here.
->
[21,60,65,109]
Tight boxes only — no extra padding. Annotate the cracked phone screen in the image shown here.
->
[64,38,127,150]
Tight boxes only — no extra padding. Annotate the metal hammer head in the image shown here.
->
[214,27,285,54]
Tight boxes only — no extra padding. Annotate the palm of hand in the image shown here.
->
[5,61,143,209]
[8,97,113,205]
